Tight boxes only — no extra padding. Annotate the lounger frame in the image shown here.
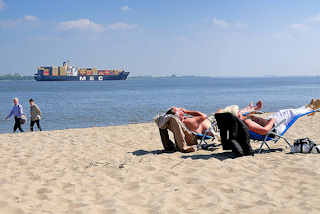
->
[250,108,320,153]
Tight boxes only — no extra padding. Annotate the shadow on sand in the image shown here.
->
[181,151,238,161]
[254,148,283,153]
[130,149,171,156]
[130,148,283,160]
[181,148,283,161]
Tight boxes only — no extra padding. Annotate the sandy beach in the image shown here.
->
[0,113,320,214]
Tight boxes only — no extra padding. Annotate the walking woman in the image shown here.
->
[29,98,42,131]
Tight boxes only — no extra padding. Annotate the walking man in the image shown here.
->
[29,98,42,131]
[5,97,24,133]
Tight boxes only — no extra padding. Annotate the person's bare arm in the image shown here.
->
[181,108,207,119]
[243,118,275,135]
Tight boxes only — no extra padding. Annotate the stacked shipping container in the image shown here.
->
[59,66,66,76]
[37,66,126,77]
[96,70,123,76]
[78,68,98,76]
[52,67,58,76]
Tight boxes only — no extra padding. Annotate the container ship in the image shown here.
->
[34,62,129,81]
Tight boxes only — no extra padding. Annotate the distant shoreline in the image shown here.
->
[0,74,33,81]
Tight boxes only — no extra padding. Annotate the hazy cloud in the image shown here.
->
[272,32,295,40]
[212,17,230,28]
[0,20,16,28]
[308,13,320,23]
[120,5,131,12]
[288,13,320,31]
[234,22,248,29]
[24,15,38,22]
[0,0,5,10]
[289,23,308,32]
[57,19,137,32]
[107,22,137,30]
[274,16,315,40]
[58,19,105,32]
[0,15,38,28]
[212,17,247,30]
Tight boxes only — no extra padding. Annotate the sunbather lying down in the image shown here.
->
[167,100,263,136]
[156,99,320,152]
[153,101,261,153]
[219,98,320,136]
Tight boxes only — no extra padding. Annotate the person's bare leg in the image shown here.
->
[306,98,315,109]
[306,98,320,116]
[255,100,263,111]
[313,99,320,109]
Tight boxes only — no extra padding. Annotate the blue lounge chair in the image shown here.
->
[195,132,218,150]
[249,108,320,153]
[195,132,215,149]
[195,119,219,150]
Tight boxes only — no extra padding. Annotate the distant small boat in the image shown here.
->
[34,61,129,81]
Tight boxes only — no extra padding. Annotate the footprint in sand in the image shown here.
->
[62,183,76,194]
[36,187,52,200]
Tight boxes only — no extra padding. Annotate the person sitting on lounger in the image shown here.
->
[154,111,199,153]
[168,100,263,136]
[154,101,262,153]
[167,107,213,136]
[220,98,320,135]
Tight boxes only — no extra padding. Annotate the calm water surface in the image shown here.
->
[0,76,319,133]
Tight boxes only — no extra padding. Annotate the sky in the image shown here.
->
[1,0,320,77]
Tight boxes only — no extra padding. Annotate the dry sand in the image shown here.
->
[0,113,320,214]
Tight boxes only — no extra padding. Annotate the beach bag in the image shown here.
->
[20,114,27,125]
[290,138,316,153]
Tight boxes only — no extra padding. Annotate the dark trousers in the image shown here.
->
[30,120,42,131]
[13,116,24,133]
[159,128,176,152]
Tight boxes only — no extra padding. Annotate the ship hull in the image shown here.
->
[34,72,129,81]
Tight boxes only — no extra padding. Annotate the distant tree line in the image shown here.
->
[0,73,33,80]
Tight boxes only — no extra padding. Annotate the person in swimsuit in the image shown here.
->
[156,101,262,152]
[228,99,320,135]
[168,100,263,136]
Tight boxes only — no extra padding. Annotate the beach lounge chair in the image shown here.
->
[195,117,219,150]
[155,114,198,152]
[215,112,254,156]
[195,132,217,150]
[249,108,320,153]
[155,114,218,152]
